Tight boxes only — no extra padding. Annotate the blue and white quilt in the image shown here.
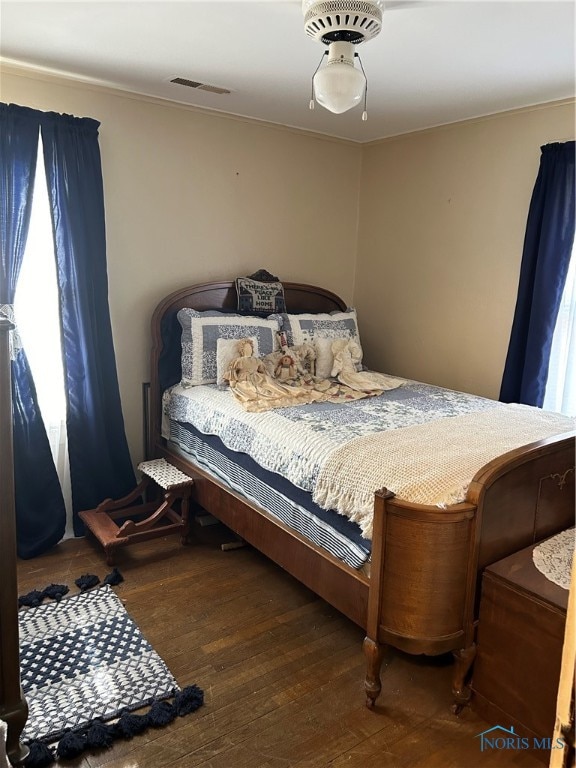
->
[165,381,575,539]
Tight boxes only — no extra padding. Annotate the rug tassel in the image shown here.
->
[18,590,45,608]
[23,739,55,767]
[74,573,101,591]
[103,567,124,586]
[115,710,150,738]
[42,583,69,602]
[84,719,116,749]
[147,699,177,727]
[174,685,204,716]
[56,730,87,759]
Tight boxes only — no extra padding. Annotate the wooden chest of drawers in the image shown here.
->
[472,539,569,749]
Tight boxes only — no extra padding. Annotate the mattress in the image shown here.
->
[167,419,371,569]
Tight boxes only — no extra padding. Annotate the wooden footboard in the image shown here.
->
[364,431,575,709]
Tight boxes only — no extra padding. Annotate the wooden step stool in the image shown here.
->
[79,458,194,565]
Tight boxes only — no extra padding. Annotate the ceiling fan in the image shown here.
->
[302,0,428,117]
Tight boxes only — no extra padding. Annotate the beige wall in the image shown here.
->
[0,68,362,463]
[355,101,575,398]
[2,67,574,464]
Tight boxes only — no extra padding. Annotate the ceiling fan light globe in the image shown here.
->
[313,63,366,114]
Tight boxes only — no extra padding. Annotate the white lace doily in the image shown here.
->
[532,528,575,591]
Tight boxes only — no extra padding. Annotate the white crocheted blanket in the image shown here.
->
[315,405,574,538]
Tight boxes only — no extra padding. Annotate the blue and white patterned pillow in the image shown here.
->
[271,309,362,348]
[177,309,280,386]
[270,309,363,373]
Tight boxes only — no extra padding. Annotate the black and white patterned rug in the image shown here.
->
[19,585,180,743]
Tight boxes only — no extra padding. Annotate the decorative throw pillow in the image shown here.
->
[177,309,280,386]
[236,277,286,316]
[216,336,259,386]
[271,309,363,358]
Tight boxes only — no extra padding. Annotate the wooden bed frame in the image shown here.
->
[149,279,576,711]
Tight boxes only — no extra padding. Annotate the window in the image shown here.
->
[543,250,576,416]
[14,139,73,535]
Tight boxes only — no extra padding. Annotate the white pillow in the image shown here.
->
[216,336,259,386]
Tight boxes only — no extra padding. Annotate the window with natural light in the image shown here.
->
[14,138,73,535]
[543,251,576,416]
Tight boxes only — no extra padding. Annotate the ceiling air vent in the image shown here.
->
[170,77,231,95]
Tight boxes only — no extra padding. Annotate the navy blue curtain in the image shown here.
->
[0,103,67,558]
[500,141,576,406]
[40,112,136,535]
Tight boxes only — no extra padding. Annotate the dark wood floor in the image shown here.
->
[16,524,545,768]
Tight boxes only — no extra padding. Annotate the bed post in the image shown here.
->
[364,487,395,709]
[450,501,480,714]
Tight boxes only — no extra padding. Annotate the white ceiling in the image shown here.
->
[1,0,574,143]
